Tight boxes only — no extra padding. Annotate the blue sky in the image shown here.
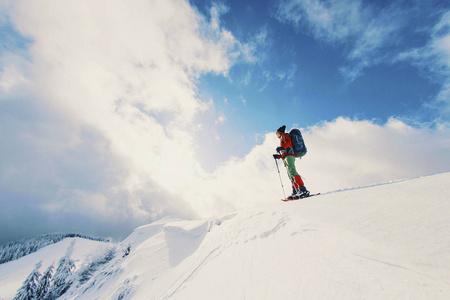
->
[186,0,450,169]
[0,0,449,243]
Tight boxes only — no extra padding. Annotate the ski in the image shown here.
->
[281,193,321,202]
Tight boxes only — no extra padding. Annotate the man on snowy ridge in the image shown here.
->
[274,125,310,200]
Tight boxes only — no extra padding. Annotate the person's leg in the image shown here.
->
[284,156,308,197]
[284,156,302,197]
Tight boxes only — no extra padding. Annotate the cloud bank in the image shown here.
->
[1,0,248,241]
[0,0,449,243]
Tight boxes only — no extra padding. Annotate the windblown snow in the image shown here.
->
[1,172,449,299]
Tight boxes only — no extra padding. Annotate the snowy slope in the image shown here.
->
[2,172,450,300]
[0,238,114,300]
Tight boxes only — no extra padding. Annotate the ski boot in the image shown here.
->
[287,189,300,200]
[297,186,310,198]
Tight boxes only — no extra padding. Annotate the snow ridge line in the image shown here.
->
[321,172,443,195]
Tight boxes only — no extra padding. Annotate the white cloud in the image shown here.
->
[241,26,270,64]
[300,117,450,192]
[240,70,252,86]
[182,117,450,217]
[275,0,362,42]
[0,0,251,239]
[0,63,27,93]
[241,95,247,105]
[397,11,450,119]
[209,2,230,31]
[275,0,402,80]
[0,50,30,95]
[215,113,226,124]
[254,26,269,46]
[276,64,297,87]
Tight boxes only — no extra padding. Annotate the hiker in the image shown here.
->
[273,125,310,199]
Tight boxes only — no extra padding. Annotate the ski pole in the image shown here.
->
[274,156,287,200]
[278,152,297,193]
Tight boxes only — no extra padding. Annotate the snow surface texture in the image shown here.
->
[1,172,450,299]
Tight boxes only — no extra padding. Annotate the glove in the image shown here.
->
[276,147,284,153]
[273,154,281,159]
